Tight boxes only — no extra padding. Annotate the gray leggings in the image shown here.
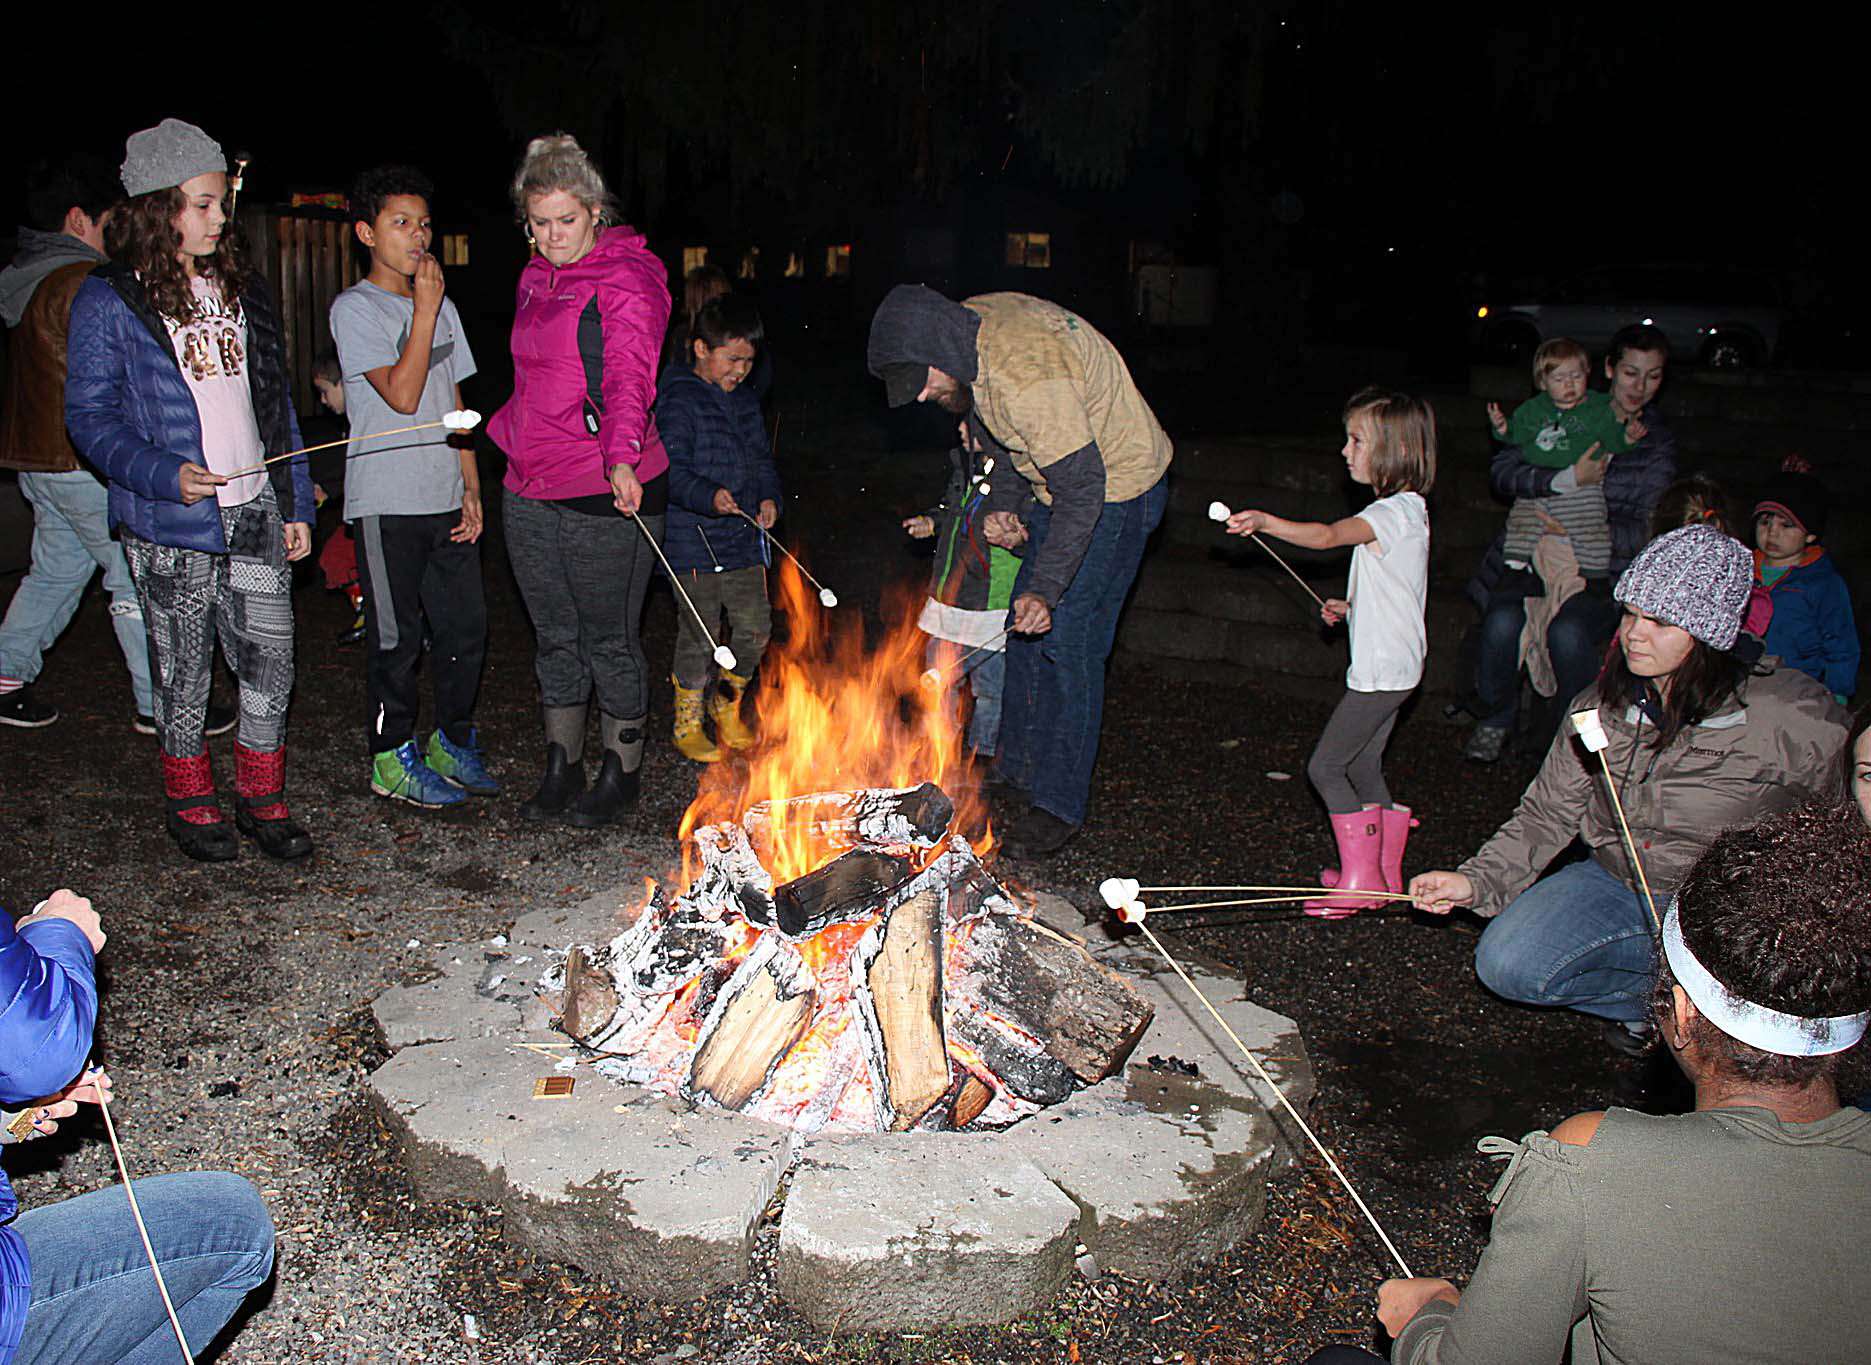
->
[1307,687,1411,814]
[504,493,662,719]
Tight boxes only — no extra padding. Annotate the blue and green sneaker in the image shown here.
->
[371,740,466,808]
[426,727,501,797]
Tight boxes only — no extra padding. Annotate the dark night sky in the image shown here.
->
[3,10,1854,317]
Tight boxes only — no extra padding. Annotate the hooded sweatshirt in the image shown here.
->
[0,229,104,328]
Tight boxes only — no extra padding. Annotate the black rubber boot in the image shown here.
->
[519,742,586,821]
[568,714,644,828]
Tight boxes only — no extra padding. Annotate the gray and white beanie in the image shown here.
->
[121,119,226,198]
[1613,523,1752,650]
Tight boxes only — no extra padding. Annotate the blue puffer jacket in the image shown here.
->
[657,363,782,573]
[67,264,311,553]
[1759,547,1859,698]
[0,912,99,1360]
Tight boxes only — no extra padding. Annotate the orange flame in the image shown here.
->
[678,558,985,886]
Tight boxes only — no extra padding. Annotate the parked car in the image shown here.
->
[1473,264,1786,369]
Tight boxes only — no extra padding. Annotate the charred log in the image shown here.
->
[773,848,916,937]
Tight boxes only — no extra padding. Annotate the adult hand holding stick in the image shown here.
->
[1407,870,1472,916]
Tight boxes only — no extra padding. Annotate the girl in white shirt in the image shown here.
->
[1226,388,1436,915]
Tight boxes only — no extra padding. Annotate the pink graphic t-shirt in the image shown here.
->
[163,276,264,507]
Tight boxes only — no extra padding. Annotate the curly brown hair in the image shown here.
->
[105,186,250,322]
[1652,803,1871,1091]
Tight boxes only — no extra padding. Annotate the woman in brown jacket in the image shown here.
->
[1412,525,1848,1049]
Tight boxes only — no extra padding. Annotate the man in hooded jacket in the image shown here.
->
[868,284,1171,854]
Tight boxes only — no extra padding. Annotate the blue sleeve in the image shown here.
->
[65,280,187,504]
[1815,575,1860,697]
[0,918,97,1107]
[1489,441,1560,501]
[658,391,718,516]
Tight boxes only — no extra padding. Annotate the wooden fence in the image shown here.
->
[240,206,360,417]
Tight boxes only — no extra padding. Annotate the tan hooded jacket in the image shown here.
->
[1458,662,1848,917]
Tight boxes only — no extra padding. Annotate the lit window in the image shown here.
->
[1005,232,1051,268]
[441,234,470,267]
[824,244,852,278]
[784,252,805,278]
[683,246,709,274]
[739,247,760,280]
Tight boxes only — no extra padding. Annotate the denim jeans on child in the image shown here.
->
[11,1170,274,1365]
[0,471,153,713]
[995,475,1167,827]
[924,637,1007,756]
[1473,858,1659,1024]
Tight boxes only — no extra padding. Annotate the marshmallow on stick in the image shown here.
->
[229,409,484,477]
[1570,708,1609,751]
[1208,501,1232,522]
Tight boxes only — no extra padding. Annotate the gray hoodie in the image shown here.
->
[0,228,104,328]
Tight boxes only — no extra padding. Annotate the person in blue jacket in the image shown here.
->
[1754,460,1859,702]
[658,295,782,764]
[1,890,273,1362]
[65,119,315,864]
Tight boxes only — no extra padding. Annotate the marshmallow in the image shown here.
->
[713,645,738,671]
[1570,708,1609,752]
[1098,877,1142,909]
[442,409,483,431]
[1208,501,1232,522]
[1116,900,1148,925]
[920,669,942,689]
[818,588,838,608]
[981,458,994,474]
[978,483,991,496]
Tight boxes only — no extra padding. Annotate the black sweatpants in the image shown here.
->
[355,512,487,754]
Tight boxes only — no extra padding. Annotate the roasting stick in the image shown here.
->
[633,518,738,672]
[1116,915,1414,1277]
[1571,709,1662,932]
[96,1088,195,1363]
[736,510,839,607]
[1129,893,1415,913]
[1101,879,1413,904]
[222,409,484,480]
[920,631,1010,689]
[1207,502,1329,612]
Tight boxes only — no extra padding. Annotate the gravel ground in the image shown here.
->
[0,375,1679,1364]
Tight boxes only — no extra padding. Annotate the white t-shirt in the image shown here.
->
[1345,490,1428,692]
[163,277,264,508]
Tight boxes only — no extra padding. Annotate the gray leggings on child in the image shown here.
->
[1307,687,1412,814]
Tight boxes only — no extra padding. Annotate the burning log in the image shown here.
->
[951,1074,994,1128]
[852,888,951,1130]
[743,783,954,859]
[558,946,618,1040]
[773,848,915,937]
[687,935,819,1111]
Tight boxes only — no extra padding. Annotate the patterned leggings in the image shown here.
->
[122,488,295,758]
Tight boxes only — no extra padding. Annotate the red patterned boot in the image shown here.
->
[162,751,237,862]
[235,743,314,860]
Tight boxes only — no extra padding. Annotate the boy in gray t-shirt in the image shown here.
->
[329,165,495,809]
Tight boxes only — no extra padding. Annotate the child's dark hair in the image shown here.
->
[350,165,435,227]
[1651,474,1734,539]
[25,155,119,232]
[691,295,764,353]
[1343,387,1436,497]
[312,349,342,384]
[1652,802,1871,1091]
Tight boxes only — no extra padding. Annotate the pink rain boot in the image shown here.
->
[1304,810,1388,918]
[1378,804,1419,894]
[1319,802,1381,890]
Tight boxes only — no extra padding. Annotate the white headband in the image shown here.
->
[1663,900,1869,1057]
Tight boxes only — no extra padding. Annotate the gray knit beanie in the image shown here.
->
[1613,524,1752,650]
[121,119,225,197]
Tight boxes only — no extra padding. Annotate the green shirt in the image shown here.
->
[1505,390,1635,470]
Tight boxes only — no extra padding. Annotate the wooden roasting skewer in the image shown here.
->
[222,409,483,480]
[1124,920,1415,1278]
[1207,502,1329,612]
[97,1087,195,1363]
[1571,709,1662,932]
[921,631,1010,689]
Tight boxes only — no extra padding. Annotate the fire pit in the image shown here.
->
[549,783,1154,1135]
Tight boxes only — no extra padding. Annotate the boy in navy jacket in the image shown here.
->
[657,295,782,760]
[1754,459,1858,701]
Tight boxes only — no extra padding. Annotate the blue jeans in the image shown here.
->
[1475,581,1617,729]
[1473,859,1659,1024]
[0,472,153,713]
[996,476,1167,826]
[924,636,1007,756]
[12,1171,273,1365]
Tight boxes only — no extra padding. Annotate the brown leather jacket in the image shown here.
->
[0,260,97,472]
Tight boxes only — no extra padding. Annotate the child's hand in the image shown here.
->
[1320,597,1349,627]
[413,253,446,317]
[1625,417,1647,443]
[902,515,935,539]
[757,499,778,530]
[712,488,742,516]
[983,511,1028,548]
[1487,401,1507,437]
[1225,509,1268,536]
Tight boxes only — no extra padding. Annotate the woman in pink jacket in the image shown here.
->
[489,134,672,829]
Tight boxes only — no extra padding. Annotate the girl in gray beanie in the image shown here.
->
[1411,520,1848,1052]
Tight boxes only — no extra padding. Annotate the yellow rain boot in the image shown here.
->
[673,678,724,763]
[709,671,758,751]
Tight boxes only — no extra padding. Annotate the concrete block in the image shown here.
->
[777,1135,1079,1331]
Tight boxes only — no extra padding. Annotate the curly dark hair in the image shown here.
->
[349,165,435,228]
[1652,803,1871,1090]
[105,186,250,323]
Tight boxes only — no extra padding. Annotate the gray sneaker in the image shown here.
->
[1464,723,1510,764]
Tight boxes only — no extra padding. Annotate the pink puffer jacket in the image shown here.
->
[490,226,671,501]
